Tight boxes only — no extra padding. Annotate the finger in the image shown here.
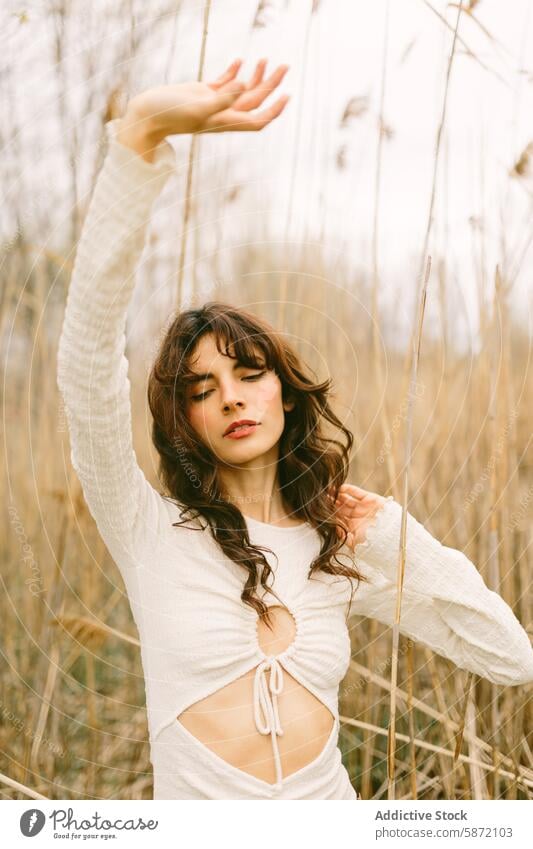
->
[208,58,243,90]
[244,57,267,90]
[336,524,355,547]
[338,484,361,495]
[335,492,356,505]
[347,484,374,498]
[235,64,290,112]
[334,496,369,515]
[209,57,269,97]
[240,93,291,129]
[335,507,365,524]
[203,94,290,132]
[212,79,247,110]
[345,495,373,511]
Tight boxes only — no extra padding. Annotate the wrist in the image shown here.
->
[115,106,165,164]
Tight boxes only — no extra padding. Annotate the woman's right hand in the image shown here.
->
[120,58,290,149]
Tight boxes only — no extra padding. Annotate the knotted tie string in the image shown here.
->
[253,656,284,790]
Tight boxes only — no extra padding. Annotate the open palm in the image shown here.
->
[202,58,290,132]
[130,58,290,138]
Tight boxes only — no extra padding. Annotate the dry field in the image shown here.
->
[1,0,532,801]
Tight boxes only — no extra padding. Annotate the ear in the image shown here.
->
[283,398,295,413]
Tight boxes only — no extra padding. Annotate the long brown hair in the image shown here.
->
[147,301,369,627]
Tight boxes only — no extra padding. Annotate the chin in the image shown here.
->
[221,445,270,463]
[219,433,279,462]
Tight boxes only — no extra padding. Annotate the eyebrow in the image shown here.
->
[185,360,264,385]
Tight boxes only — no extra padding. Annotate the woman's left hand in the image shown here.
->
[327,484,387,549]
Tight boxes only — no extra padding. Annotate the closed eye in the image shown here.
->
[190,370,267,402]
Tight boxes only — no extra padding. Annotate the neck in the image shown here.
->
[218,444,294,524]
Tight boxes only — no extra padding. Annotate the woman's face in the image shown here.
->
[184,333,294,467]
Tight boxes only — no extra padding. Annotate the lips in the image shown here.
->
[223,419,259,436]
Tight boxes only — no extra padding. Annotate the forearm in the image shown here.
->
[58,119,175,399]
[351,498,533,685]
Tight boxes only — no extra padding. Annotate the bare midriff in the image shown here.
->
[176,606,336,785]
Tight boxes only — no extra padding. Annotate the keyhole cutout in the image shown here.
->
[256,605,297,656]
[174,602,336,787]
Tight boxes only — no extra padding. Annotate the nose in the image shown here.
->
[221,381,245,412]
[222,398,244,412]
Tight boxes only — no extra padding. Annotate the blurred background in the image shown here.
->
[1,0,532,800]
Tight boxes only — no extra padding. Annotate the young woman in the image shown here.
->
[57,58,533,800]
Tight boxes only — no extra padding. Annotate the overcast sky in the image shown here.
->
[191,0,533,343]
[3,0,533,348]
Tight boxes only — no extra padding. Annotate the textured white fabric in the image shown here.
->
[56,118,533,800]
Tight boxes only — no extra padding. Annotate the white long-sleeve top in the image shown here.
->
[56,118,533,794]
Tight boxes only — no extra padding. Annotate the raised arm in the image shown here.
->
[337,488,533,686]
[56,59,291,570]
[56,120,176,568]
